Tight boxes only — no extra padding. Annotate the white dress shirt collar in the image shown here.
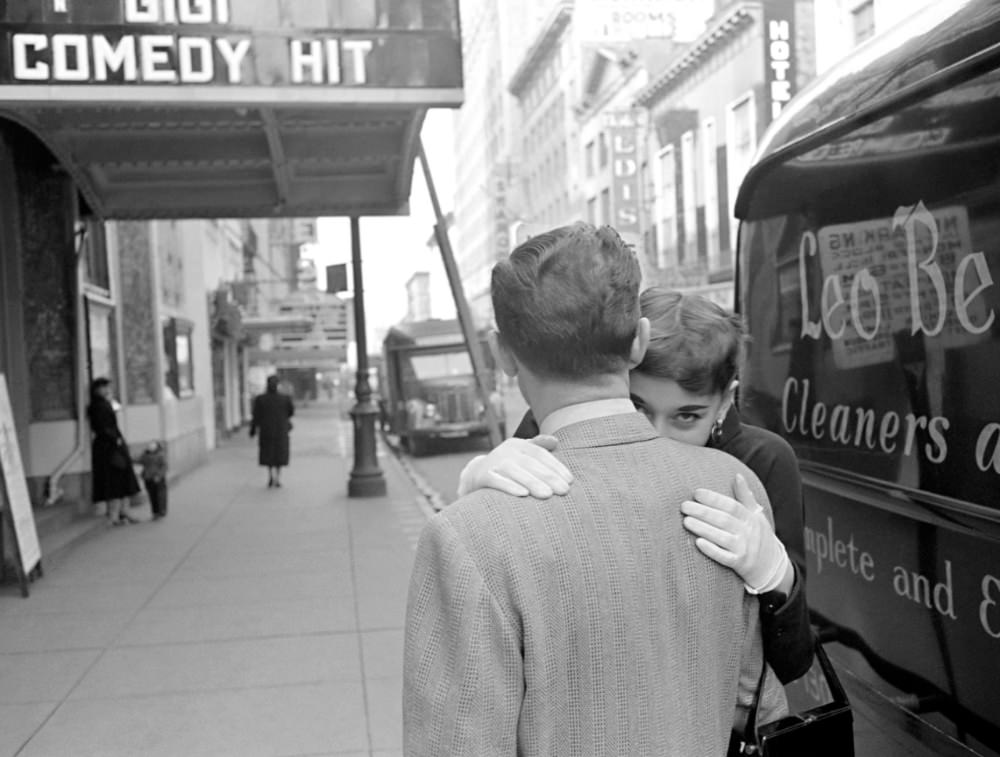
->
[538,398,637,436]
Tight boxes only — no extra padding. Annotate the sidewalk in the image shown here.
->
[0,403,427,757]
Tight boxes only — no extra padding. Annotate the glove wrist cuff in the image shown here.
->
[744,543,790,595]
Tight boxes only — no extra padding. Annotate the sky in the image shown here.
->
[310,109,458,351]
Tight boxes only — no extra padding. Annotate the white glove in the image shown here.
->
[680,474,791,594]
[457,435,573,499]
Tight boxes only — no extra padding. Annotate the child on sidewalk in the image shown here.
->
[138,441,168,520]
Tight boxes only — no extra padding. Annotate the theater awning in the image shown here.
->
[0,1,463,220]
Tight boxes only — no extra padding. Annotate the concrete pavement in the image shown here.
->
[0,403,426,757]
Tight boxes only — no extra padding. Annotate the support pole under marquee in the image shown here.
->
[417,140,504,449]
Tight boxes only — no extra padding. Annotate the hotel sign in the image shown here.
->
[0,0,462,93]
[763,0,797,122]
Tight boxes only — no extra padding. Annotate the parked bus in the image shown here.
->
[734,2,1000,754]
[381,318,503,456]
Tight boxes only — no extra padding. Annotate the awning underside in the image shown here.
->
[4,104,426,219]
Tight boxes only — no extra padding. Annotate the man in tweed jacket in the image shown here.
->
[403,224,780,755]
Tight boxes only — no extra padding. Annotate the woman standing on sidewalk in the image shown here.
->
[250,375,295,488]
[87,377,141,525]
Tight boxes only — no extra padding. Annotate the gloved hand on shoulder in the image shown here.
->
[457,435,573,499]
[680,473,792,595]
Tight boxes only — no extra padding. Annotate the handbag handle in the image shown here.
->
[742,636,848,744]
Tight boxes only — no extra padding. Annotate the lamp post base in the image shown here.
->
[348,473,387,498]
[347,400,386,498]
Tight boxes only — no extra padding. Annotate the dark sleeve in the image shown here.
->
[287,396,295,418]
[512,410,539,439]
[88,401,121,442]
[759,564,815,683]
[755,437,806,576]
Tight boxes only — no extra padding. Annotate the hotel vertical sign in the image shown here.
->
[0,0,462,94]
[763,0,797,122]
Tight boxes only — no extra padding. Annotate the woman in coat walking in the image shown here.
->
[87,377,141,525]
[250,375,295,487]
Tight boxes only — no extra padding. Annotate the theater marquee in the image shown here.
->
[0,0,464,218]
[0,0,463,101]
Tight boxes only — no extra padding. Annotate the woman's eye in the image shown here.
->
[674,413,702,426]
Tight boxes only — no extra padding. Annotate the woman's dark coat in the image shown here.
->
[250,389,295,466]
[87,395,140,503]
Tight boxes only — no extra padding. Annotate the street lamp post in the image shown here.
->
[347,216,387,498]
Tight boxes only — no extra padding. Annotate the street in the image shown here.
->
[389,380,530,508]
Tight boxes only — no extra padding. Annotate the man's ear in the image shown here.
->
[488,330,519,377]
[627,317,650,369]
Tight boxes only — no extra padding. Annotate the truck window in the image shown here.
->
[409,351,474,380]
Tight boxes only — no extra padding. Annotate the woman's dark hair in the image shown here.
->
[635,288,747,395]
[90,377,111,395]
[266,375,279,392]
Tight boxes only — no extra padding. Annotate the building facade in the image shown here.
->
[635,0,815,306]
[0,115,271,531]
[451,0,543,327]
[813,0,936,74]
[508,1,580,239]
[405,272,433,323]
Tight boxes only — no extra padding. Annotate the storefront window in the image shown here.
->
[163,318,194,399]
[81,221,110,292]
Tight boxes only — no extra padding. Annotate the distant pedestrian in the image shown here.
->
[250,375,295,487]
[87,377,140,526]
[138,441,168,520]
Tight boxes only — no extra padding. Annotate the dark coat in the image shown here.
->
[250,389,294,467]
[87,395,140,503]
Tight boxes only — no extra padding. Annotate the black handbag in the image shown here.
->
[109,446,131,470]
[735,640,854,756]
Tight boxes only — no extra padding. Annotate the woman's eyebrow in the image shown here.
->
[677,404,710,412]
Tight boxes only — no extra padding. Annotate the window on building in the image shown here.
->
[726,93,756,256]
[81,221,110,292]
[655,145,677,270]
[598,132,609,169]
[852,1,876,46]
[600,188,611,226]
[702,118,721,269]
[680,130,698,264]
[586,140,595,177]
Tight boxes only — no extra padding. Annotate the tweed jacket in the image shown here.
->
[403,412,786,756]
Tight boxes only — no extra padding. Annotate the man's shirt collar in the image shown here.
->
[538,398,637,436]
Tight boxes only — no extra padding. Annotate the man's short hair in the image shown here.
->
[491,223,641,378]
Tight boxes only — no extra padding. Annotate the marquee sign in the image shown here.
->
[0,0,462,94]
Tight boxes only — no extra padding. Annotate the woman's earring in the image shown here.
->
[710,416,725,444]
